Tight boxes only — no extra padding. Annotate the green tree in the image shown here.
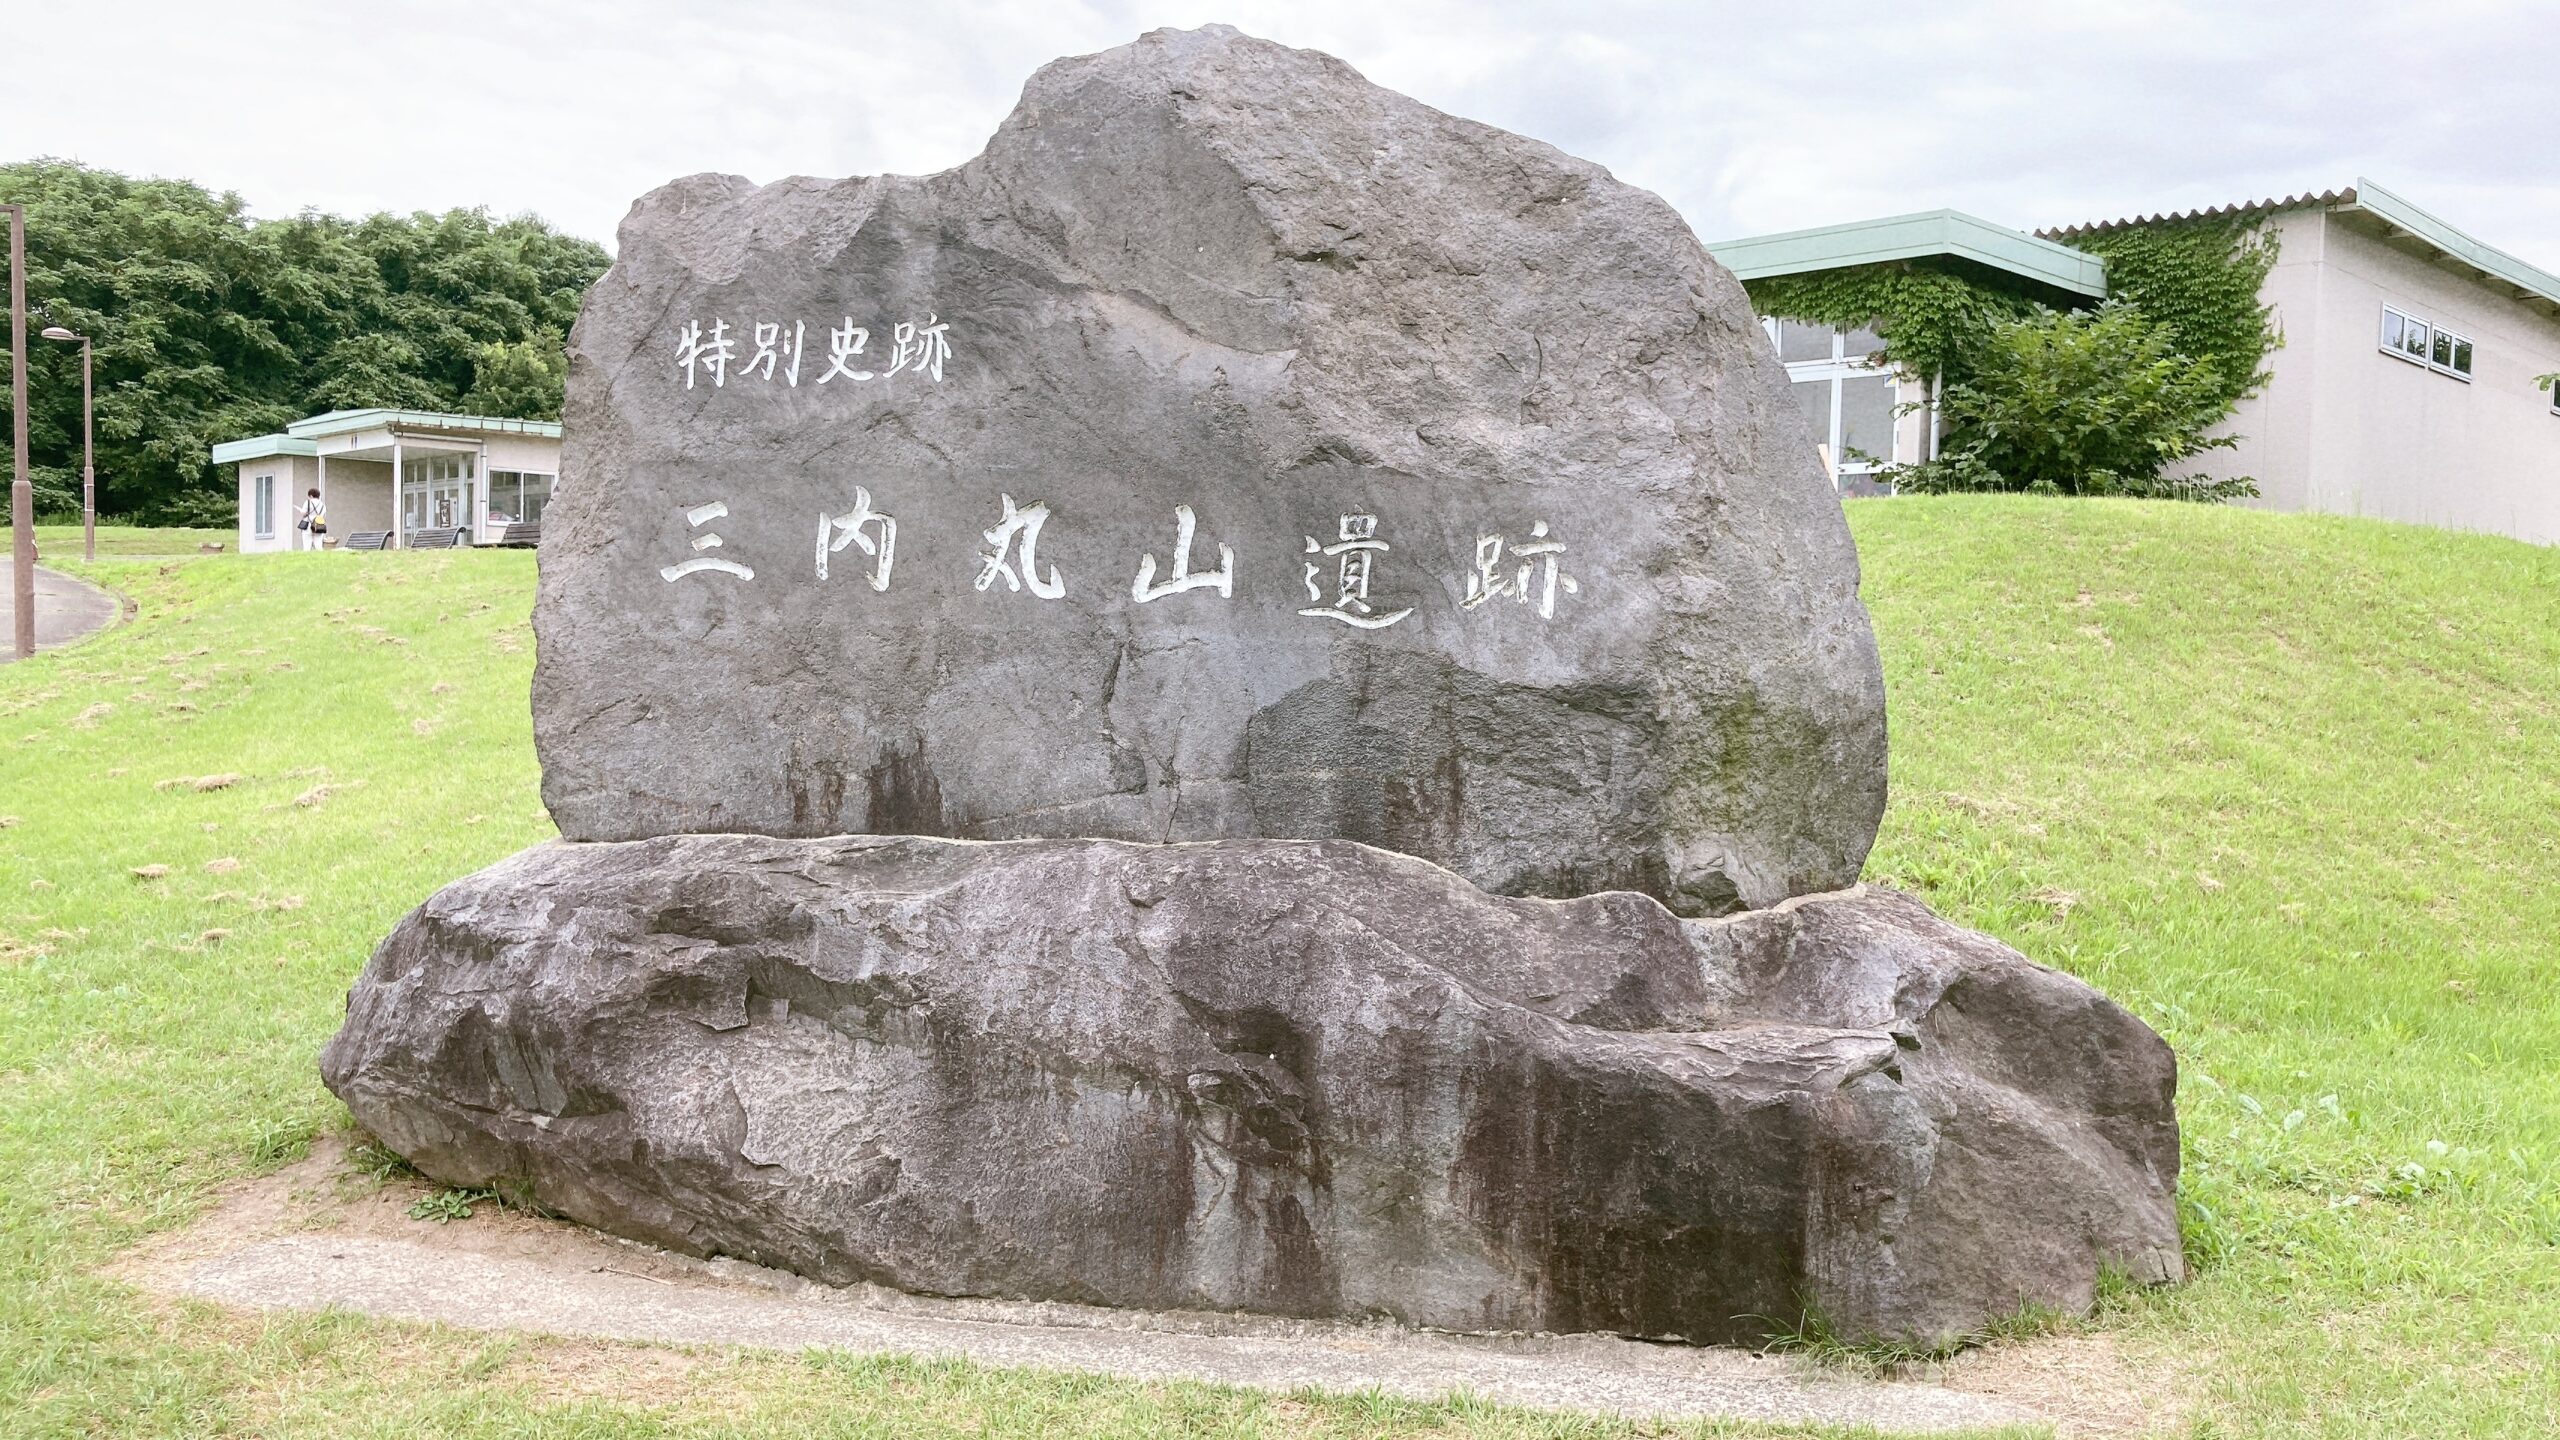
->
[0,159,608,522]
[1887,301,2254,501]
[458,337,568,420]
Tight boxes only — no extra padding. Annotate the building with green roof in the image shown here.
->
[1707,180,2560,542]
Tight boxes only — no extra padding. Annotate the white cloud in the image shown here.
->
[5,0,2552,270]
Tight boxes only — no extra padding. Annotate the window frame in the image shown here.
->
[2428,326,2474,381]
[2379,306,2430,367]
[252,473,276,538]
[1759,317,1903,488]
[2379,304,2477,382]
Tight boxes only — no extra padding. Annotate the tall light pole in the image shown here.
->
[5,204,31,660]
[40,326,91,562]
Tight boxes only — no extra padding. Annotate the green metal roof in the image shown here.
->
[283,408,564,440]
[210,434,318,464]
[214,408,564,465]
[2342,178,2560,315]
[1706,209,2107,300]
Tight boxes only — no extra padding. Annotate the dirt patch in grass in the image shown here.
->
[1941,1333,2195,1438]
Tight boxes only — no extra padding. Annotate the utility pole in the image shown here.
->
[6,204,31,659]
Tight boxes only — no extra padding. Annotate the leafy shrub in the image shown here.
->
[1887,302,2256,501]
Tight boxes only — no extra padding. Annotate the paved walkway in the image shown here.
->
[0,561,120,661]
[175,1233,2037,1432]
[116,1144,2182,1435]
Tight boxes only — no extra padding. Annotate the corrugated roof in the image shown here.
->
[2038,186,2358,239]
[2039,179,2559,314]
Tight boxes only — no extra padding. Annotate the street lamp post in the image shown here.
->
[40,326,92,562]
[5,204,31,660]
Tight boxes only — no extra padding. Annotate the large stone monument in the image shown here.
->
[324,26,2181,1347]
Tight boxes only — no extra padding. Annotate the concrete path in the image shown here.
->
[114,1143,2182,1435]
[0,561,120,660]
[175,1233,2036,1433]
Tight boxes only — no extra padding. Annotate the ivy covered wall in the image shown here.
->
[2067,217,2282,410]
[1735,212,2286,501]
[1739,214,2281,402]
[1742,261,2044,382]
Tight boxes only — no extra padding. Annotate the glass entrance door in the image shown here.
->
[399,452,477,536]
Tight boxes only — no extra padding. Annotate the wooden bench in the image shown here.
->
[342,531,391,551]
[405,527,469,550]
[494,522,541,548]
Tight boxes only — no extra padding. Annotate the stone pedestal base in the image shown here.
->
[322,835,2180,1347]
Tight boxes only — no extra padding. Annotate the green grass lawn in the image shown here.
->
[0,497,2554,1437]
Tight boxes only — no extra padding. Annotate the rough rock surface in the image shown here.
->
[535,25,1884,915]
[321,835,2181,1346]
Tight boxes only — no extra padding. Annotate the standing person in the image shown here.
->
[295,488,327,551]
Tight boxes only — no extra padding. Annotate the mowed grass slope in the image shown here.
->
[0,497,2553,1438]
[1856,497,2559,1435]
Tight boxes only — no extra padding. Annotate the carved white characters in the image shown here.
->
[684,313,955,391]
[975,494,1065,599]
[818,318,875,384]
[1462,520,1581,620]
[674,319,735,390]
[1299,513,1412,629]
[888,315,953,382]
[1132,504,1235,603]
[817,487,897,591]
[661,500,755,582]
[649,492,1588,623]
[742,320,806,386]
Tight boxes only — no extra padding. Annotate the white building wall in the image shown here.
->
[478,434,561,474]
[235,455,316,554]
[2208,208,2560,543]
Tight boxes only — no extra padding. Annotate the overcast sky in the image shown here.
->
[7,1,2554,269]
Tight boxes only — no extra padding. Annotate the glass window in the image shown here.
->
[403,452,475,483]
[1792,376,1834,464]
[2380,309,2406,352]
[2432,331,2473,378]
[2401,317,2432,362]
[1778,319,1837,364]
[1838,374,1897,469]
[485,471,555,525]
[254,474,274,536]
[1842,324,1887,363]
